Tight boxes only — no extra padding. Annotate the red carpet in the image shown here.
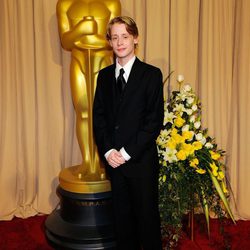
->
[177,216,250,250]
[0,215,249,249]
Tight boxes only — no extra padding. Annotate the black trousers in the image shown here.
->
[110,168,162,250]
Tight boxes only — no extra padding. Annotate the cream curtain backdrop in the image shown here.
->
[0,0,249,220]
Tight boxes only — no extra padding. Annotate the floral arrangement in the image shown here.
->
[157,75,235,248]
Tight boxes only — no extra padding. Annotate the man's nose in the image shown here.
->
[117,37,123,45]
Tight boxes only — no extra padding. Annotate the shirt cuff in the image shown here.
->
[104,149,115,160]
[120,147,131,161]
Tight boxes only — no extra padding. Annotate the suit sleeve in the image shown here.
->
[124,68,164,160]
[93,72,113,157]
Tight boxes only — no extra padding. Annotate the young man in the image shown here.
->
[93,16,164,250]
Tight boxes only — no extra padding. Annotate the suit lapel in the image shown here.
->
[112,58,144,117]
[109,64,122,116]
[122,58,143,98]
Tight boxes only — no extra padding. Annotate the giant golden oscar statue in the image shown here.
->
[45,1,121,249]
[57,0,121,193]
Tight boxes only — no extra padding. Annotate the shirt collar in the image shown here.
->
[115,56,136,82]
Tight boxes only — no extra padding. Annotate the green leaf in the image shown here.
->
[201,189,210,237]
[208,169,236,224]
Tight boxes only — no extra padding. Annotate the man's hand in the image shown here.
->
[107,150,125,168]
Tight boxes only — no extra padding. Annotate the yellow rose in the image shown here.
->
[167,138,177,149]
[210,151,221,160]
[174,116,185,128]
[176,150,187,160]
[171,128,178,136]
[192,141,202,150]
[172,133,185,144]
[182,143,195,156]
[182,131,193,140]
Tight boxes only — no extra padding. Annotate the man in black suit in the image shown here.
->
[93,16,164,250]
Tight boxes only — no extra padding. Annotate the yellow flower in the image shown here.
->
[221,181,228,194]
[171,128,178,136]
[182,143,195,156]
[190,158,199,167]
[172,133,185,144]
[210,151,221,160]
[182,130,193,140]
[210,162,218,177]
[217,171,225,180]
[174,116,185,128]
[192,141,202,150]
[167,138,177,149]
[196,168,206,174]
[176,150,187,160]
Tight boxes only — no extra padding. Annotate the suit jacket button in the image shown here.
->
[115,125,119,130]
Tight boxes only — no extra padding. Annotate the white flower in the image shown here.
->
[183,84,192,92]
[163,111,176,125]
[173,103,186,114]
[157,136,167,146]
[194,121,201,129]
[200,137,207,145]
[162,129,170,136]
[163,148,178,163]
[190,115,196,123]
[182,124,190,132]
[192,104,198,111]
[176,92,187,102]
[177,74,184,82]
[195,133,206,145]
[187,97,194,105]
[205,142,213,149]
[195,133,203,141]
[186,109,193,115]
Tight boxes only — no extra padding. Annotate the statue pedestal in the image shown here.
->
[45,167,116,250]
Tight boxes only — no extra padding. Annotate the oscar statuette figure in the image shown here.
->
[45,1,121,249]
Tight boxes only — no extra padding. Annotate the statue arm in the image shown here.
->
[56,1,98,50]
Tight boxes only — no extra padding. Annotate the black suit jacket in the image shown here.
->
[93,57,164,178]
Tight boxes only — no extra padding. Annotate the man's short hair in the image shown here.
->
[106,16,139,40]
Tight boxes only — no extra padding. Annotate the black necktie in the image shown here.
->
[117,68,126,93]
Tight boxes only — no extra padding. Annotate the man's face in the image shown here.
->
[109,23,138,65]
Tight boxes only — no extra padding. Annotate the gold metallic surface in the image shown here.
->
[56,0,121,190]
[59,165,111,193]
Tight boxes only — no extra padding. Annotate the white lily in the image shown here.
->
[194,121,201,129]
